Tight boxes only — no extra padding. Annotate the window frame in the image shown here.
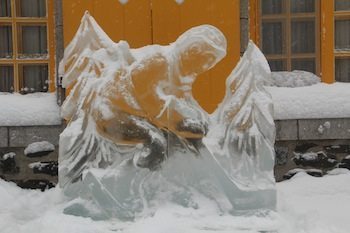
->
[257,0,321,75]
[0,0,55,93]
[334,2,350,82]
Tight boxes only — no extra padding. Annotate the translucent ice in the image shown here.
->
[59,12,276,220]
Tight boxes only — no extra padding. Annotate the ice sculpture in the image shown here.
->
[59,12,276,220]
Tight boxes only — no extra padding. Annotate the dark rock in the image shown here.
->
[338,163,350,169]
[338,156,350,169]
[31,161,58,176]
[324,145,350,154]
[283,168,305,180]
[295,143,317,153]
[341,155,350,165]
[0,152,19,174]
[25,150,54,158]
[293,151,339,168]
[275,146,288,165]
[283,168,323,180]
[24,141,55,158]
[306,169,323,177]
[16,179,56,191]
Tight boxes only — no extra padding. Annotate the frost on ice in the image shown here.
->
[59,12,276,220]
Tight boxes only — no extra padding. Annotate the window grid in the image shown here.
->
[0,0,52,93]
[334,2,350,82]
[259,0,320,74]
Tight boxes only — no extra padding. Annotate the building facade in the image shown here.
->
[0,0,350,186]
[0,0,348,111]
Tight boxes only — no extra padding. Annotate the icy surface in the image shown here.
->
[118,0,128,4]
[24,141,55,155]
[267,82,350,120]
[0,93,61,126]
[204,41,276,211]
[59,13,275,220]
[1,173,350,232]
[175,0,185,4]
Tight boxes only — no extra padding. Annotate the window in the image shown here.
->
[259,0,319,74]
[0,0,53,93]
[334,0,350,82]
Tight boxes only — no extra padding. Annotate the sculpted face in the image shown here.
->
[174,25,227,77]
[178,41,218,76]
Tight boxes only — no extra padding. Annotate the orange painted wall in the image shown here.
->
[62,0,241,112]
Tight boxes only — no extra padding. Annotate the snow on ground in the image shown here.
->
[266,82,350,120]
[1,171,350,233]
[0,93,61,126]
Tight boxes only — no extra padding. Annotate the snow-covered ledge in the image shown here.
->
[0,93,63,147]
[268,82,350,141]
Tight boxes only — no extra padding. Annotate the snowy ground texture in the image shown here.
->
[0,93,61,126]
[1,170,350,233]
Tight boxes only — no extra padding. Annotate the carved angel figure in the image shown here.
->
[59,12,276,220]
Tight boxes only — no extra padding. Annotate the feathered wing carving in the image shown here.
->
[59,12,276,220]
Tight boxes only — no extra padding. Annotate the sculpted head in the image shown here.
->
[174,25,227,77]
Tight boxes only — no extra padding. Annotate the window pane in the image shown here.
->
[261,0,284,15]
[18,25,47,58]
[268,59,287,71]
[20,64,48,93]
[17,0,46,17]
[0,0,11,17]
[335,20,350,50]
[0,65,14,92]
[335,58,350,82]
[335,0,350,11]
[0,25,12,58]
[262,21,285,54]
[291,0,315,13]
[292,58,315,73]
[291,20,315,54]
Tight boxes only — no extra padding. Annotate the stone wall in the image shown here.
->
[1,119,350,189]
[0,125,64,190]
[275,119,350,181]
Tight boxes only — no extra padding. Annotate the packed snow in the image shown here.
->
[0,172,350,233]
[24,141,55,156]
[0,93,61,126]
[268,70,320,88]
[2,152,15,160]
[266,82,350,120]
